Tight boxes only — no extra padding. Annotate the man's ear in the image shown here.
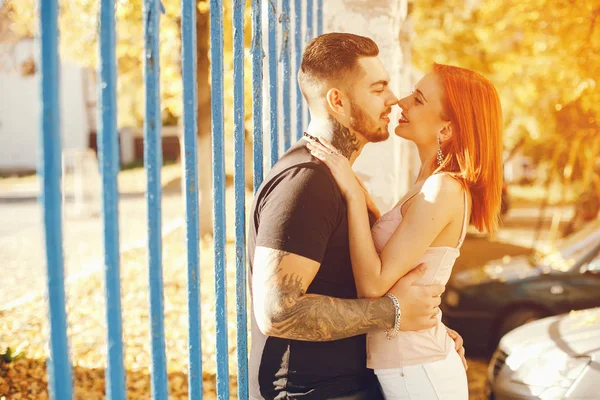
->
[439,123,453,142]
[326,88,348,117]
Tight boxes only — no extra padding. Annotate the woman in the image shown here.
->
[306,63,503,399]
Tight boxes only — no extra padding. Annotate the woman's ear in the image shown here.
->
[326,88,348,117]
[439,123,453,142]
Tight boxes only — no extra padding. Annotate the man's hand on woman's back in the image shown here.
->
[388,264,445,331]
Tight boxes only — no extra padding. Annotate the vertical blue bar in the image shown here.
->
[306,0,313,42]
[143,0,168,398]
[251,0,264,192]
[305,0,313,128]
[268,0,279,166]
[39,0,73,398]
[233,1,248,397]
[209,0,229,397]
[317,0,323,35]
[281,0,291,151]
[181,0,203,397]
[294,0,303,141]
[98,0,126,399]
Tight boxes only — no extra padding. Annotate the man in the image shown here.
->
[248,33,463,399]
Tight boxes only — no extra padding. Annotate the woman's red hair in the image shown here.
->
[433,63,503,234]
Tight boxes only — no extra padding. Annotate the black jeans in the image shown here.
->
[327,382,384,400]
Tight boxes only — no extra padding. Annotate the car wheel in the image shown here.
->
[498,308,546,340]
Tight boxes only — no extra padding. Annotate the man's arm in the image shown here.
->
[251,166,442,341]
[253,246,395,341]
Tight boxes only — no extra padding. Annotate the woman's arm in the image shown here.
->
[357,174,461,297]
[354,173,381,221]
[344,193,385,297]
[306,138,463,298]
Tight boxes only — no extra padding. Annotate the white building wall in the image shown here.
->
[0,39,89,172]
[323,0,416,212]
[260,0,417,212]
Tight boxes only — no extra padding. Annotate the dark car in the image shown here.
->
[441,220,600,355]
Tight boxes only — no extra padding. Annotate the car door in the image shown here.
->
[565,247,600,310]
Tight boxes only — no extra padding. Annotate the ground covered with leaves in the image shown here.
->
[1,226,492,400]
[0,226,245,399]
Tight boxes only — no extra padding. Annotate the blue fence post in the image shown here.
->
[317,0,323,35]
[281,0,292,151]
[306,0,313,42]
[143,0,169,398]
[39,0,73,398]
[294,0,303,141]
[233,0,249,398]
[209,0,230,397]
[268,0,279,166]
[98,0,127,398]
[251,0,264,192]
[181,0,203,397]
[305,0,314,127]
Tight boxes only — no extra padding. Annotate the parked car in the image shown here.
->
[562,187,600,237]
[487,307,600,399]
[441,220,600,354]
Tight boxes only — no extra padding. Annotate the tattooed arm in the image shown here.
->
[251,146,441,340]
[252,246,395,341]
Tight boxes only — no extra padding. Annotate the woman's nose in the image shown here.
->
[397,96,410,110]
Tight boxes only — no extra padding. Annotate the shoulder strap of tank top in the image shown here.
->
[397,190,420,216]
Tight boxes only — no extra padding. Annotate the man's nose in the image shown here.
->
[386,90,399,106]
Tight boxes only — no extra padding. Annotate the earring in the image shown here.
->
[437,137,444,167]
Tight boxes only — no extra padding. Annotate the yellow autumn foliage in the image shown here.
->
[412,0,600,179]
[6,0,254,130]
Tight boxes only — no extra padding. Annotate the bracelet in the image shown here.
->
[385,293,401,340]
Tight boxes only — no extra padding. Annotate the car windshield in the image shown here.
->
[531,220,600,272]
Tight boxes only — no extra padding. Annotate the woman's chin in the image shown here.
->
[393,126,410,140]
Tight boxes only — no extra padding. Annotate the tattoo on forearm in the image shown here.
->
[259,249,394,341]
[329,116,358,159]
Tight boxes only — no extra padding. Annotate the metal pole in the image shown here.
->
[294,0,303,141]
[98,0,126,397]
[143,0,168,397]
[233,0,249,398]
[209,0,230,397]
[181,0,203,396]
[251,0,264,191]
[39,0,73,396]
[268,0,279,165]
[281,0,292,151]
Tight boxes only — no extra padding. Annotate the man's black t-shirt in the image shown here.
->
[247,140,379,399]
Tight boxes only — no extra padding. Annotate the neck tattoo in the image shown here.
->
[329,116,359,159]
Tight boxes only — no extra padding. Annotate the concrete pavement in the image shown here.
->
[0,192,186,308]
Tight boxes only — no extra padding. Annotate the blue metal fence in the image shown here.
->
[143,0,170,396]
[38,0,324,398]
[39,0,72,398]
[267,0,279,167]
[232,1,249,398]
[181,0,203,398]
[99,0,126,397]
[293,0,303,142]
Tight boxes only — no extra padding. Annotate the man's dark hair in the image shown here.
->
[298,33,379,104]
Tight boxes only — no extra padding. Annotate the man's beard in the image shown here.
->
[349,103,389,143]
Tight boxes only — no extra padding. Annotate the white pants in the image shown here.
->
[374,349,468,400]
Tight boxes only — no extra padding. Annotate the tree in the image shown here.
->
[6,0,255,236]
[411,0,600,182]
